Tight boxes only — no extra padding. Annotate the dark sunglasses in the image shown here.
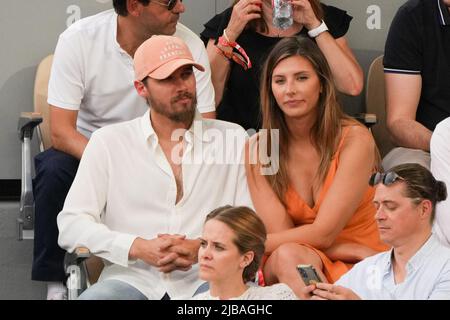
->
[152,0,182,11]
[369,172,405,186]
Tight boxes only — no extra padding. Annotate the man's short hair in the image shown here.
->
[112,0,151,16]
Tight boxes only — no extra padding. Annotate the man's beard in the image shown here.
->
[148,92,197,126]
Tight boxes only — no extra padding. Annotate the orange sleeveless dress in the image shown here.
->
[284,127,388,283]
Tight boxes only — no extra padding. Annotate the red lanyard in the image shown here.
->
[217,29,252,70]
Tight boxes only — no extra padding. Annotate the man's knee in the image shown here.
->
[77,280,147,300]
[77,283,111,300]
[35,148,79,177]
[34,148,79,191]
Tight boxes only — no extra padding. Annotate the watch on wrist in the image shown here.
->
[307,20,329,38]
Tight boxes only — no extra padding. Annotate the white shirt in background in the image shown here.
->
[193,283,298,300]
[48,9,215,138]
[431,117,450,247]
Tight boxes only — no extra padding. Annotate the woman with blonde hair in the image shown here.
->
[246,36,388,299]
[200,0,362,130]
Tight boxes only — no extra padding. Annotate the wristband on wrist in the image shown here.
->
[223,29,232,43]
[215,45,251,70]
[217,30,252,70]
[215,45,232,62]
[307,20,329,38]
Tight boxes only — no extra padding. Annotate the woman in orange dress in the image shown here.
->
[245,36,388,299]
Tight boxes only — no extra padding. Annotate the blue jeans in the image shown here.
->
[78,280,209,300]
[32,148,79,281]
[78,280,148,300]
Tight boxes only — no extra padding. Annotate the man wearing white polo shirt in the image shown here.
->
[33,0,215,299]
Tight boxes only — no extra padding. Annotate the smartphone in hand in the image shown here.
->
[297,264,322,285]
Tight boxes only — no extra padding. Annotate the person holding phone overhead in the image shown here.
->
[200,0,363,131]
[307,164,450,300]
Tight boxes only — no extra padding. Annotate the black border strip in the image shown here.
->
[0,179,21,201]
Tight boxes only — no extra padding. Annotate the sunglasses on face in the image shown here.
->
[152,0,182,11]
[369,172,405,187]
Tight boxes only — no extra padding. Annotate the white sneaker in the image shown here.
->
[46,282,67,300]
[47,291,67,300]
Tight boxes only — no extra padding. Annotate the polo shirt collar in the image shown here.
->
[437,0,450,26]
[111,12,120,51]
[111,11,132,56]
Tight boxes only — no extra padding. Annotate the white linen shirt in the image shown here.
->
[336,234,450,299]
[48,9,215,138]
[57,111,253,299]
[431,117,450,247]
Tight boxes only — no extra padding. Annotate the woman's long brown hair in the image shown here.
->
[258,36,357,205]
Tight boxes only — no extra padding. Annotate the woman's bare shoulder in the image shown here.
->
[344,124,375,145]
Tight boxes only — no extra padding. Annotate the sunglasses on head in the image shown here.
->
[152,0,182,11]
[369,171,405,187]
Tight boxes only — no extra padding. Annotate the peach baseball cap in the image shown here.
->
[134,35,205,81]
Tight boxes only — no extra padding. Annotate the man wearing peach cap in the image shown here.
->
[34,0,216,300]
[57,36,253,300]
